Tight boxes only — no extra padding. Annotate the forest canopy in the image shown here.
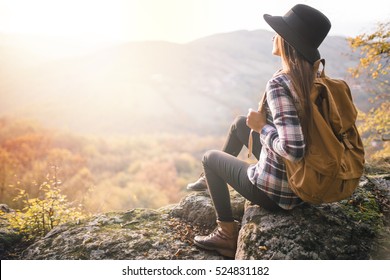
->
[0,117,224,213]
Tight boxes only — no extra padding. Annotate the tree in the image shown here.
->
[348,21,390,160]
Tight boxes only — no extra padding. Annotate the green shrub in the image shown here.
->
[6,178,85,241]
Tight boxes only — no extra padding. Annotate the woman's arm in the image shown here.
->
[260,77,306,162]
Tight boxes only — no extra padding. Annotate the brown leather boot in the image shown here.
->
[186,174,207,191]
[194,220,240,258]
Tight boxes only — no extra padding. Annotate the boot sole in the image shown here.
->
[193,239,235,258]
[186,187,208,191]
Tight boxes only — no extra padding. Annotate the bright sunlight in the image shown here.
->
[1,0,124,40]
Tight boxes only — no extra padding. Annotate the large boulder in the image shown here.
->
[236,175,389,259]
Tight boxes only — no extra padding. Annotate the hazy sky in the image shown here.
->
[0,0,389,43]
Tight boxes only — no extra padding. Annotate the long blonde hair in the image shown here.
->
[279,36,315,147]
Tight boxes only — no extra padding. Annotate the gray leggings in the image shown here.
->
[202,116,280,222]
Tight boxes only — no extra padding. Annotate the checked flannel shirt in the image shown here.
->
[247,72,305,210]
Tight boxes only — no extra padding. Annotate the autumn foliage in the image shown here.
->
[348,21,389,160]
[0,118,223,215]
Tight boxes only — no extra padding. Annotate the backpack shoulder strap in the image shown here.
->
[313,58,326,78]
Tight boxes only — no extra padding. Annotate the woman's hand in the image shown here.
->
[246,108,267,133]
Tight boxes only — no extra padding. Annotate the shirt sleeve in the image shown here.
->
[259,77,305,162]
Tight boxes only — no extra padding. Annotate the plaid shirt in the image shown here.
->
[247,72,305,210]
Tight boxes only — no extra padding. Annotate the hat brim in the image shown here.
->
[263,14,320,64]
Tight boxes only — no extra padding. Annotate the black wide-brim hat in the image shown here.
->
[264,4,331,64]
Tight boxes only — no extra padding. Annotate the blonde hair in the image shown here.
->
[279,36,315,147]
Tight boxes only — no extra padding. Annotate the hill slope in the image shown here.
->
[0,30,365,136]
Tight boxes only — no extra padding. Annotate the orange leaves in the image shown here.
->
[348,21,390,83]
[349,21,390,160]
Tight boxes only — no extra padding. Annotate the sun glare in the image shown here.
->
[1,0,124,41]
[1,0,389,49]
[0,0,234,44]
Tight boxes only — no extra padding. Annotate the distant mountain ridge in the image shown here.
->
[0,30,366,136]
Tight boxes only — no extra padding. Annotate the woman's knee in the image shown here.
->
[231,116,247,131]
[202,150,219,167]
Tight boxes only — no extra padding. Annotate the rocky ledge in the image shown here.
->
[2,174,389,260]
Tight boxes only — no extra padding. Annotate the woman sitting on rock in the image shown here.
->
[186,4,331,258]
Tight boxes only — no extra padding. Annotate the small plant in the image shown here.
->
[6,168,85,240]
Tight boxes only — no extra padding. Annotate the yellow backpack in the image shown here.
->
[249,59,365,204]
[286,59,365,204]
